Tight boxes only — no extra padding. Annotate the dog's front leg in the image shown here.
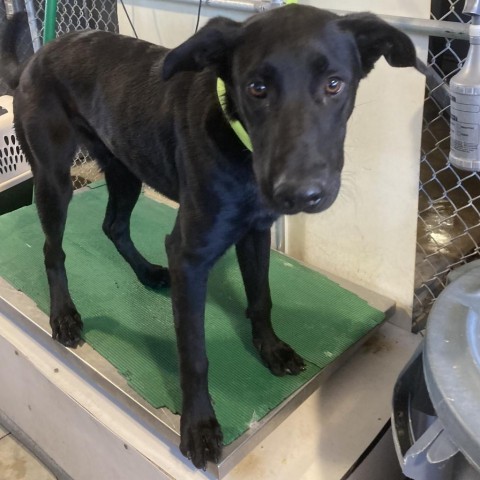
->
[236,228,306,376]
[165,226,222,469]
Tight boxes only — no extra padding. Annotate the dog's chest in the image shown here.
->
[250,208,278,231]
[228,187,278,233]
[228,171,278,231]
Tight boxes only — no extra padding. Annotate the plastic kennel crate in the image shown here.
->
[0,95,33,215]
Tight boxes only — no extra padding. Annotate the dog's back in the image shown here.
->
[4,22,194,198]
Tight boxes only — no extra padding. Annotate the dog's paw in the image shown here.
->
[180,410,223,470]
[50,307,83,348]
[254,337,306,376]
[138,265,170,289]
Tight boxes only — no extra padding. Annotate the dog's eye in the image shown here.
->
[247,81,267,99]
[325,77,344,95]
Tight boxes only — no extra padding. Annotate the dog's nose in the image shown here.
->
[273,183,323,212]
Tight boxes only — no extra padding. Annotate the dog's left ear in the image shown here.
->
[337,13,417,77]
[163,17,242,80]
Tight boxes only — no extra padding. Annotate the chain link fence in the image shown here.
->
[413,0,480,330]
[26,0,118,48]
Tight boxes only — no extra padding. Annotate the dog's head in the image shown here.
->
[163,5,417,215]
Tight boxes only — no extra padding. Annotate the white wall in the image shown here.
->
[118,0,247,47]
[117,0,429,328]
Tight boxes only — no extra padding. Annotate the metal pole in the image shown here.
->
[171,0,471,40]
[274,216,285,252]
[24,0,41,51]
[371,14,468,40]
[174,0,270,13]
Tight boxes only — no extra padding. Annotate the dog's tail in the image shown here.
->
[0,12,28,91]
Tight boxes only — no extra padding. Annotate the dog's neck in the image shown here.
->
[216,78,253,152]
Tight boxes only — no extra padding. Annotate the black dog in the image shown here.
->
[1,6,417,468]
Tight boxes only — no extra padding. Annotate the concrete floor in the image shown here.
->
[0,423,55,480]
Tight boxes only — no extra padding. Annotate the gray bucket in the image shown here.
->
[393,261,480,479]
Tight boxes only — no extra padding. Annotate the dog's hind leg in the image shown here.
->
[16,115,83,347]
[236,228,306,376]
[102,161,170,288]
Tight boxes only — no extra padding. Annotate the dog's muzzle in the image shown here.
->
[273,182,322,212]
[270,180,339,214]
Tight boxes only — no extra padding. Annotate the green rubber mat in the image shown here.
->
[0,184,384,444]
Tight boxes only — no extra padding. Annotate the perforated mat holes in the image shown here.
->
[0,134,26,176]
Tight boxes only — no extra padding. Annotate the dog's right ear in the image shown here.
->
[162,17,242,80]
[337,13,417,77]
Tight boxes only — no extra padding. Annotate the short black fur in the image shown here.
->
[0,6,417,469]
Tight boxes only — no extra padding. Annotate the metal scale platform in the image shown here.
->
[0,238,394,479]
[0,187,395,479]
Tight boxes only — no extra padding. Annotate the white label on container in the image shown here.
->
[453,102,480,113]
[451,116,479,153]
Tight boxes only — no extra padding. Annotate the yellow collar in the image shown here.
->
[216,78,253,152]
